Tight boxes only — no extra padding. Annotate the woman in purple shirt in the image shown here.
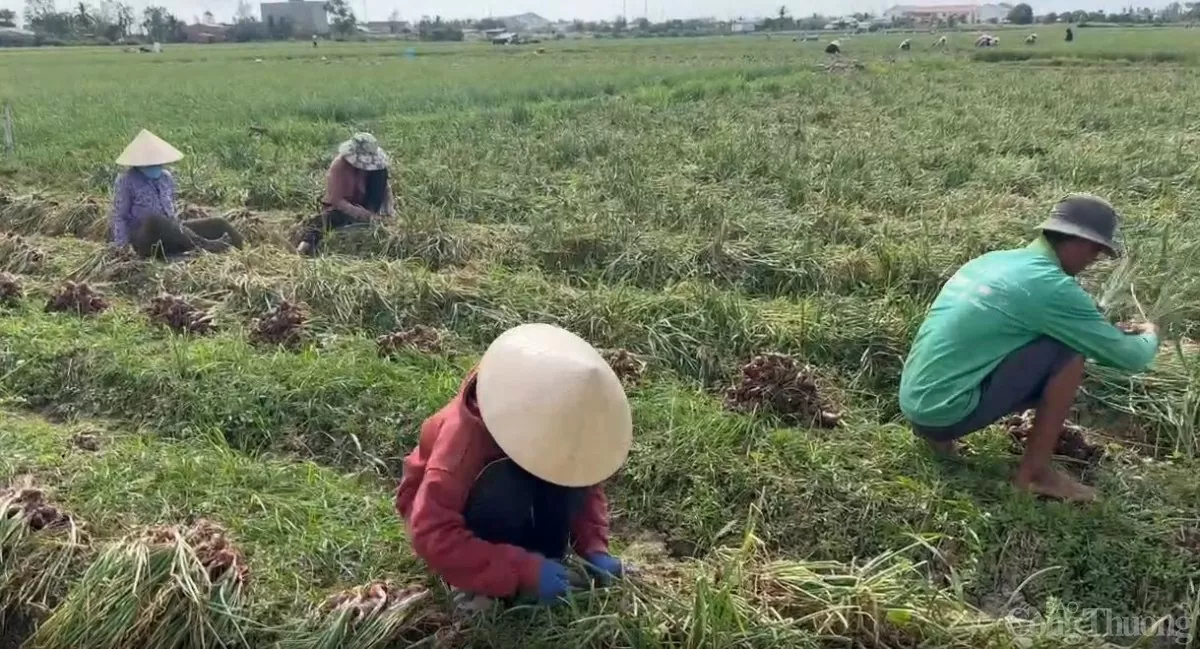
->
[110,130,244,258]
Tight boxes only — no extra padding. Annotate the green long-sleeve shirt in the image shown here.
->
[899,238,1158,427]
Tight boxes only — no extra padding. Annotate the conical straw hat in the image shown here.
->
[476,323,632,487]
[115,130,183,167]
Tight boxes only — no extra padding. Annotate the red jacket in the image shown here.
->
[395,373,611,597]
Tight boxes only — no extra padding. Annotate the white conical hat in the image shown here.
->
[115,130,183,167]
[476,323,632,487]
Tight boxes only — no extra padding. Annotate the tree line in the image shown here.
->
[6,0,193,43]
[6,0,1199,47]
[755,2,1200,29]
[1036,3,1200,24]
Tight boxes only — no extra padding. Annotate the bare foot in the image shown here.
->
[1014,467,1097,502]
[926,438,959,457]
[451,589,495,617]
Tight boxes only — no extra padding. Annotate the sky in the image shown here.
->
[1,0,1154,27]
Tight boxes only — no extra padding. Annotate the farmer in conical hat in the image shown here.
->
[396,323,632,612]
[110,130,244,258]
[900,195,1159,502]
[296,132,394,256]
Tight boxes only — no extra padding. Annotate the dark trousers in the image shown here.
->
[912,337,1080,442]
[463,459,588,560]
[299,210,361,248]
[131,214,244,259]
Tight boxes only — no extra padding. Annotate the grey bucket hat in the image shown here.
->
[338,132,389,171]
[1038,194,1122,257]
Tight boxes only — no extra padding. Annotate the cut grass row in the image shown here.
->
[3,233,926,389]
[0,411,413,625]
[0,304,1197,621]
[0,193,969,302]
[4,411,1157,649]
[9,225,1200,451]
[6,186,1200,332]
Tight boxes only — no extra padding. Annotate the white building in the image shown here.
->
[977,3,1012,21]
[883,3,1012,23]
[260,0,330,34]
[731,20,757,32]
[497,12,551,32]
[362,20,410,34]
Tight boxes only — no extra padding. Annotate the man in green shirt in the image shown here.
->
[900,195,1159,502]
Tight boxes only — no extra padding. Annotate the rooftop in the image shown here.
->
[887,2,1010,11]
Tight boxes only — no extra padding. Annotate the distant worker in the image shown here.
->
[931,35,948,49]
[899,38,911,51]
[312,33,319,48]
[396,324,631,613]
[1065,27,1074,41]
[900,195,1159,502]
[109,130,244,258]
[296,132,394,256]
[1025,33,1038,44]
[825,39,841,54]
[975,33,998,47]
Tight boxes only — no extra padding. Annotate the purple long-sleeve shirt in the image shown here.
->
[110,170,177,247]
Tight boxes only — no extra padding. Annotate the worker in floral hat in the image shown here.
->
[296,132,394,255]
[900,194,1159,502]
[110,130,244,258]
[396,323,632,613]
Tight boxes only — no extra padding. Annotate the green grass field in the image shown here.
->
[2,28,1200,648]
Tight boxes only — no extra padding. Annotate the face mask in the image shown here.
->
[139,165,164,179]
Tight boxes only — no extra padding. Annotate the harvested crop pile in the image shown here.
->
[0,233,45,273]
[44,281,108,317]
[31,519,248,649]
[602,348,647,387]
[71,433,100,452]
[618,531,689,587]
[67,245,150,286]
[1,486,72,532]
[142,518,249,585]
[53,196,108,239]
[376,325,446,356]
[180,204,210,221]
[751,545,1061,648]
[144,293,215,335]
[1176,527,1200,556]
[277,582,436,649]
[0,272,23,306]
[0,192,50,235]
[822,59,866,73]
[250,300,309,349]
[323,582,429,620]
[0,485,82,629]
[220,207,281,245]
[1003,410,1104,466]
[724,353,841,428]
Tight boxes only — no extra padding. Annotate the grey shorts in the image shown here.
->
[912,337,1080,442]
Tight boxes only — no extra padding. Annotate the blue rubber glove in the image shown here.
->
[535,559,571,603]
[584,552,623,585]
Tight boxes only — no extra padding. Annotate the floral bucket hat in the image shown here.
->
[338,132,389,171]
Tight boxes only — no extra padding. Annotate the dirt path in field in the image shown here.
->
[0,190,302,249]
